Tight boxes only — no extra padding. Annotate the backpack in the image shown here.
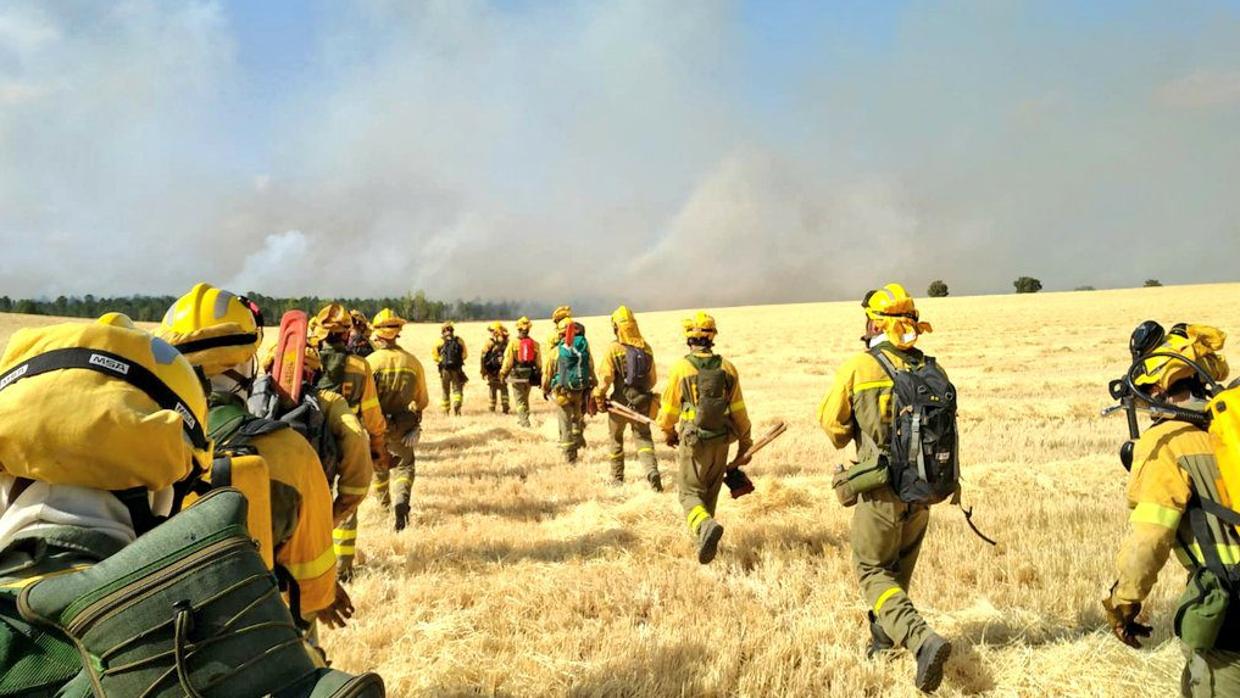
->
[316,343,350,395]
[16,489,386,697]
[511,337,540,383]
[870,346,959,505]
[439,337,464,370]
[555,334,590,392]
[249,374,342,483]
[622,345,653,390]
[483,339,506,375]
[685,354,732,440]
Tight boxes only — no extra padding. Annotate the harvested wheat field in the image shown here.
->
[5,283,1239,697]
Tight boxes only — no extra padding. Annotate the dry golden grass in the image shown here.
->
[3,283,1238,696]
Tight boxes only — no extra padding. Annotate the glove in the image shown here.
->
[724,468,755,499]
[1102,596,1153,648]
[401,427,421,449]
[665,430,679,448]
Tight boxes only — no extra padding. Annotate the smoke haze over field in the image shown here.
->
[1,1,1238,312]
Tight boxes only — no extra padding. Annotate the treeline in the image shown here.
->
[0,291,537,324]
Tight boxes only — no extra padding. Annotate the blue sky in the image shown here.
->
[1,1,1238,307]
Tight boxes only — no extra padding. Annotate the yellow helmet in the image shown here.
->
[684,311,718,340]
[371,308,406,341]
[315,303,351,335]
[441,321,455,333]
[1134,324,1229,393]
[552,305,573,323]
[863,283,919,321]
[515,316,532,331]
[157,283,263,377]
[489,321,508,336]
[0,318,211,492]
[349,309,370,331]
[98,312,136,329]
[862,283,932,349]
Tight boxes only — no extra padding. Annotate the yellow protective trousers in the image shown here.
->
[510,379,532,425]
[851,485,932,653]
[487,375,510,413]
[607,413,657,482]
[676,434,730,537]
[440,368,467,414]
[556,391,587,462]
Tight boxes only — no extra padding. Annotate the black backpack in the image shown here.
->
[484,339,506,375]
[870,346,959,505]
[622,345,653,390]
[440,337,464,370]
[248,375,342,483]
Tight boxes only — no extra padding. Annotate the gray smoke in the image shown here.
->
[2,1,1238,311]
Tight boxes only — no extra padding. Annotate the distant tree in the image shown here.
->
[1074,285,1096,292]
[927,280,949,298]
[1144,279,1163,287]
[14,300,39,315]
[1014,276,1043,294]
[0,296,11,313]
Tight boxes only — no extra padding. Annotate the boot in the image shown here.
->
[697,518,724,564]
[647,471,663,493]
[502,404,510,414]
[489,403,496,413]
[914,633,952,693]
[866,611,894,659]
[394,503,410,532]
[453,405,462,417]
[518,414,531,428]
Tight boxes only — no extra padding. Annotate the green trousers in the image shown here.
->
[384,412,418,510]
[439,368,466,414]
[510,379,532,426]
[608,413,657,482]
[852,485,932,653]
[486,375,510,413]
[676,435,730,537]
[556,391,587,462]
[1183,647,1240,697]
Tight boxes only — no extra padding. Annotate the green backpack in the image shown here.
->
[16,489,384,697]
[685,354,732,441]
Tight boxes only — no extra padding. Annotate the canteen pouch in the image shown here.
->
[833,460,890,507]
[17,488,319,697]
[1174,567,1231,651]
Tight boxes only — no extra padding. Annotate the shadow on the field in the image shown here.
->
[420,427,528,451]
[565,641,712,697]
[423,494,587,521]
[383,528,641,575]
[728,522,847,572]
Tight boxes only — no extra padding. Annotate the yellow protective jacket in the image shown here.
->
[247,427,337,615]
[818,343,939,466]
[365,345,430,418]
[1112,418,1240,605]
[500,334,542,381]
[594,340,657,403]
[317,389,374,499]
[541,343,598,395]
[656,351,752,452]
[480,336,509,378]
[432,336,468,367]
